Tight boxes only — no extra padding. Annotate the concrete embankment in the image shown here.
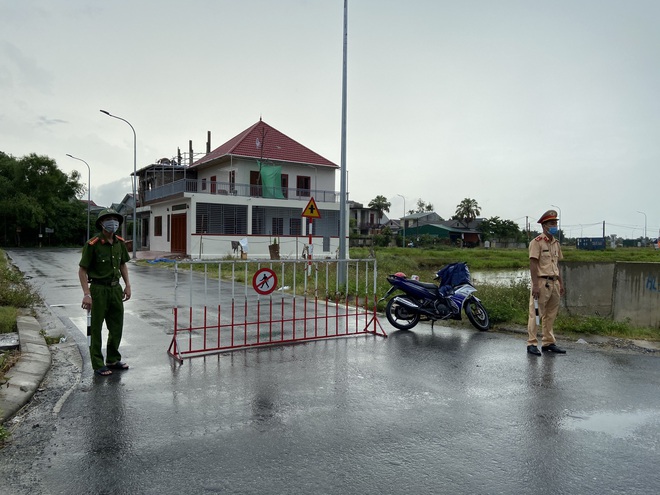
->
[563,261,660,328]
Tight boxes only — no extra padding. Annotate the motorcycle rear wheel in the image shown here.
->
[385,297,420,330]
[465,297,490,331]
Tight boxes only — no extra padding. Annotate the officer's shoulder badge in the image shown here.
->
[534,235,543,242]
[116,235,125,242]
[88,237,100,245]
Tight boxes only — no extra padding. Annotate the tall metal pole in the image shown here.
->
[338,0,349,284]
[551,204,562,244]
[637,211,647,245]
[66,154,91,242]
[100,110,137,259]
[397,194,406,247]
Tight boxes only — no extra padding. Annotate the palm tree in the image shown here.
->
[368,195,391,226]
[455,198,481,226]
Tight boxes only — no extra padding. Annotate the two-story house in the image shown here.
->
[136,119,342,259]
[349,201,389,235]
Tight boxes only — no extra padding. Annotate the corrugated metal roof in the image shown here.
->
[192,119,338,169]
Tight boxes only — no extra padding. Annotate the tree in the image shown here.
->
[415,199,434,213]
[368,195,391,226]
[0,152,86,246]
[478,216,525,242]
[454,198,481,226]
[372,227,393,247]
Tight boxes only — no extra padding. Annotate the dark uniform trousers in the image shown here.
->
[89,283,125,370]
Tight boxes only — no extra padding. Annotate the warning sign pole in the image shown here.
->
[302,197,321,277]
[307,218,313,277]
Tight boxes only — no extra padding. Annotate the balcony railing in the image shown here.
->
[143,179,341,203]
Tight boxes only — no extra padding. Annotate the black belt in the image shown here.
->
[540,276,558,281]
[91,279,120,286]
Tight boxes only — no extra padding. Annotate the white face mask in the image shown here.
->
[102,219,120,233]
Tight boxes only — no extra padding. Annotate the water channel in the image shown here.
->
[405,269,530,286]
[470,269,530,286]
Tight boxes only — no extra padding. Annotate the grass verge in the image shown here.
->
[1,248,38,440]
[0,306,18,334]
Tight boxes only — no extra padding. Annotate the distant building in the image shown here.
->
[349,201,389,235]
[403,216,483,246]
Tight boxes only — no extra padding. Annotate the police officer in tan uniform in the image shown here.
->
[527,209,566,355]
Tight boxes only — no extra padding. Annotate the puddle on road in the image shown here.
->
[562,410,659,438]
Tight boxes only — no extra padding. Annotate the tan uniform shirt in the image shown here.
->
[529,235,562,277]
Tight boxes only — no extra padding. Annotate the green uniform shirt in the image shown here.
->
[79,233,130,281]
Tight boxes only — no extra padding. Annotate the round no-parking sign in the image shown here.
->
[252,268,278,295]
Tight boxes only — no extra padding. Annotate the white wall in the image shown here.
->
[143,194,345,258]
[189,234,341,260]
[145,203,174,252]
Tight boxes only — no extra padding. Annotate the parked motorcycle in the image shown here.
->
[379,262,490,331]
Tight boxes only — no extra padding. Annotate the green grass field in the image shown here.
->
[351,245,660,270]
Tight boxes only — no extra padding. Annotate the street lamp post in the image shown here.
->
[100,109,137,259]
[66,154,91,242]
[637,211,647,246]
[551,204,562,244]
[397,194,406,248]
[337,0,349,285]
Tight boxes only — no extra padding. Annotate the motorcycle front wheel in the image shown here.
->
[465,297,490,331]
[385,297,420,330]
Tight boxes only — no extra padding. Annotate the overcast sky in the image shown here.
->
[2,0,659,239]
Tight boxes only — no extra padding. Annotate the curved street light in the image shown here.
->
[66,154,91,242]
[397,194,406,248]
[100,109,137,259]
[551,204,562,244]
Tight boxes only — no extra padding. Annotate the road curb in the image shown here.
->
[494,323,659,351]
[0,316,51,424]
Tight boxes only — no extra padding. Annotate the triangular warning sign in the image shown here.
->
[302,197,321,219]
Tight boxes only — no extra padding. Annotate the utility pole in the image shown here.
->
[526,216,530,241]
[397,194,406,247]
[637,211,647,246]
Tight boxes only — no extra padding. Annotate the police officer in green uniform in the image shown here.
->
[78,209,132,376]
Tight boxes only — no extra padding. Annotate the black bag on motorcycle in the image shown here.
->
[437,262,471,296]
[437,262,471,286]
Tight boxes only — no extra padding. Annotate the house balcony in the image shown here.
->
[354,223,383,235]
[142,179,341,204]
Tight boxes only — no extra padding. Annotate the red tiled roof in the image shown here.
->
[192,119,338,169]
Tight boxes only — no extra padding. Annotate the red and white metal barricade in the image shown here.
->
[167,258,386,361]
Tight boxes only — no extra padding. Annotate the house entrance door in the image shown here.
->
[141,218,149,249]
[171,213,187,254]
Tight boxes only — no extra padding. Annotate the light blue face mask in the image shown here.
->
[548,226,559,236]
[102,219,120,234]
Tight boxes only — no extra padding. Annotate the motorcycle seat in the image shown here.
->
[410,280,438,290]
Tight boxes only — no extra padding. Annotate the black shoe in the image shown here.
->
[527,345,541,356]
[542,343,566,354]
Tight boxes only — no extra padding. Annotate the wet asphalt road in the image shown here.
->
[2,248,660,495]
